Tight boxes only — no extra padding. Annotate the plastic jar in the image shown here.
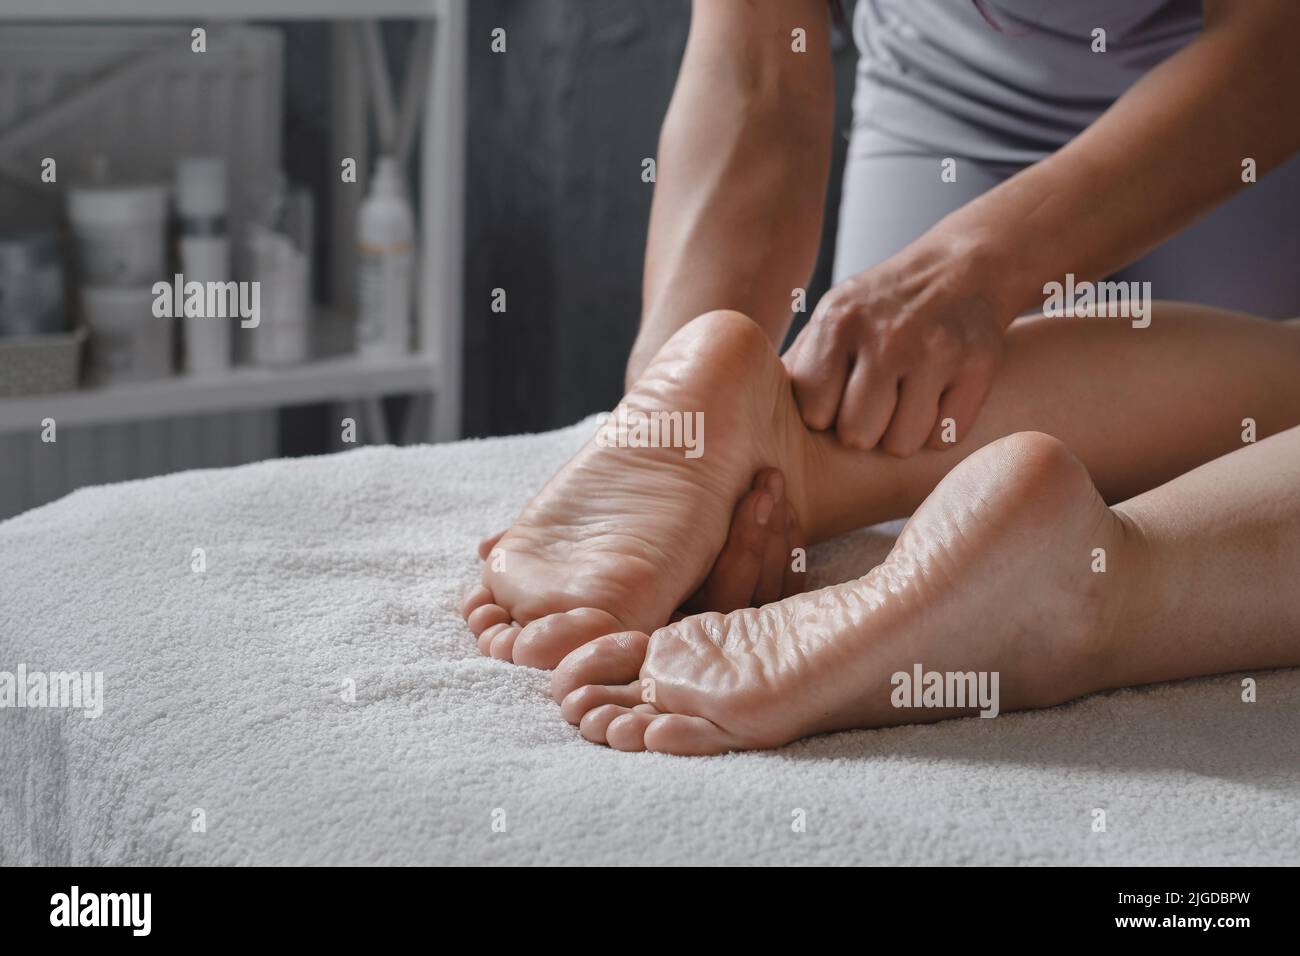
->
[81,286,173,384]
[67,183,169,288]
[248,175,313,366]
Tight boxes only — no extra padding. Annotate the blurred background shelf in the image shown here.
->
[0,351,440,435]
[0,1,466,519]
[0,0,465,443]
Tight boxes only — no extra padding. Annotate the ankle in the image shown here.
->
[1076,505,1158,693]
[795,431,910,543]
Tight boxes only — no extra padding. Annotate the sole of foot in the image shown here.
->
[462,310,809,669]
[552,431,1146,754]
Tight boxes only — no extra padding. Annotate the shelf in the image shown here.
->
[0,0,468,442]
[0,0,443,18]
[0,351,439,434]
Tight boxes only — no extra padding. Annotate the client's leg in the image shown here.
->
[555,427,1300,753]
[799,307,1300,541]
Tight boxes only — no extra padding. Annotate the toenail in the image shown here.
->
[755,494,774,526]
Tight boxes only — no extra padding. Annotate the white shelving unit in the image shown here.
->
[0,352,439,433]
[0,0,466,442]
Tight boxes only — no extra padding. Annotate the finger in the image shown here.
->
[677,468,779,615]
[694,484,774,613]
[835,360,898,451]
[881,365,948,458]
[784,324,853,432]
[476,530,506,560]
[754,497,790,607]
[781,505,809,599]
[926,360,996,451]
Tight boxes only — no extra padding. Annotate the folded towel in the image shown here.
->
[2,418,1296,865]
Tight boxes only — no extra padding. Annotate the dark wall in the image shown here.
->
[464,0,859,437]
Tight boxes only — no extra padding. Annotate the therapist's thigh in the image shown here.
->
[832,126,1007,283]
[1111,150,1300,318]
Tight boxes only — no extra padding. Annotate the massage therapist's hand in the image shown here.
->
[783,235,1010,457]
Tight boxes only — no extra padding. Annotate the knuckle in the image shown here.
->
[799,394,835,430]
[881,428,919,458]
[816,297,857,334]
[835,420,872,451]
[881,336,918,372]
[921,322,955,351]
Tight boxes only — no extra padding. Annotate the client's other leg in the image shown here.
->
[1103,423,1300,682]
[556,427,1300,753]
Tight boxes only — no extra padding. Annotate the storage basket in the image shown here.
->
[0,326,85,396]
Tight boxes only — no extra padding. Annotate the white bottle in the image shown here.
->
[176,156,231,375]
[356,156,415,357]
[248,173,313,367]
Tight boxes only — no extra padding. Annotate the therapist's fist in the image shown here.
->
[783,250,1007,457]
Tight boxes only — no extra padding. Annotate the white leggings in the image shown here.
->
[833,126,1300,318]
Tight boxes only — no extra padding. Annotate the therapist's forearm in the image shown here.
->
[630,42,832,386]
[937,1,1300,319]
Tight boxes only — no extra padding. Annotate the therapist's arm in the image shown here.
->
[627,0,835,388]
[786,0,1300,455]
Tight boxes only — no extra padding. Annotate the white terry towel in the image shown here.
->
[1,418,1297,865]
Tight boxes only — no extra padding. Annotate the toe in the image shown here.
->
[551,630,651,703]
[511,607,627,670]
[644,714,738,756]
[489,625,522,661]
[467,602,511,636]
[476,530,506,560]
[460,585,494,619]
[579,704,633,744]
[606,711,656,752]
[560,682,643,725]
[477,621,512,655]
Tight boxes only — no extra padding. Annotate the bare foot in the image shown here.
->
[462,311,810,668]
[474,467,808,623]
[552,432,1146,754]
